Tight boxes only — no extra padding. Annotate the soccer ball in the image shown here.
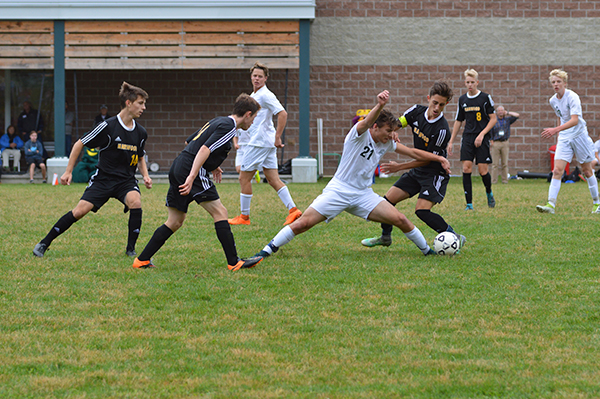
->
[433,232,460,256]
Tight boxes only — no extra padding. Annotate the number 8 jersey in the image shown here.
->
[455,91,495,136]
[81,114,148,179]
[330,124,396,191]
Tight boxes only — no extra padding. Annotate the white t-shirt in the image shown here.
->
[549,89,587,140]
[594,139,600,154]
[246,85,285,148]
[235,128,250,146]
[330,125,396,191]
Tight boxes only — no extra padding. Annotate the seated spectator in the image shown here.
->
[1,125,24,171]
[24,131,47,183]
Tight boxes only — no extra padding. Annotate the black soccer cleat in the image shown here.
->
[125,249,137,257]
[33,242,48,258]
[228,256,264,271]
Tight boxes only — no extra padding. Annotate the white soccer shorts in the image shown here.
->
[309,183,385,223]
[555,133,595,164]
[241,145,278,171]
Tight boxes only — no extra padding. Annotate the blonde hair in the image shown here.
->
[549,69,568,83]
[464,69,478,80]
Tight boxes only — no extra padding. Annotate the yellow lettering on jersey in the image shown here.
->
[117,143,138,152]
[464,106,481,112]
[413,128,429,146]
[130,154,138,166]
[192,122,211,141]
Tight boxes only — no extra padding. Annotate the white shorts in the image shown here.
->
[309,181,385,223]
[234,145,246,167]
[241,145,277,171]
[555,133,595,165]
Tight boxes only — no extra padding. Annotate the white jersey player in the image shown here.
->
[252,90,452,263]
[229,62,302,227]
[537,69,600,214]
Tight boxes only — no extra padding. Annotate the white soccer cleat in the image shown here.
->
[536,202,555,214]
[592,204,600,214]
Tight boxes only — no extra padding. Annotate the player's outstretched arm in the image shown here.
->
[395,144,451,174]
[356,90,389,135]
[137,155,152,189]
[381,160,429,174]
[60,139,85,185]
[542,115,578,138]
[180,145,210,196]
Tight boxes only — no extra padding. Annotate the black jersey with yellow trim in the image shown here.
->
[80,115,147,179]
[455,91,495,135]
[401,104,450,174]
[182,116,236,173]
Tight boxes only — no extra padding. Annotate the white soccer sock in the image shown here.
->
[277,186,296,210]
[404,226,430,254]
[587,175,600,203]
[262,226,296,254]
[240,193,252,216]
[548,178,561,207]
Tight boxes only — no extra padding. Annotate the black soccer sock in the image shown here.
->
[215,220,239,266]
[415,209,449,234]
[462,173,473,204]
[41,211,78,246]
[138,224,174,262]
[380,195,395,237]
[481,172,492,194]
[126,208,142,252]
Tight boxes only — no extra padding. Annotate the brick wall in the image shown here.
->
[315,0,600,18]
[312,0,600,176]
[311,65,600,176]
[65,69,299,174]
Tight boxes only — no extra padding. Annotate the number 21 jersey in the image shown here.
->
[331,124,395,191]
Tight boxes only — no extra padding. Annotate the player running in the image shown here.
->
[132,94,263,271]
[536,69,600,214]
[252,90,451,263]
[361,81,466,249]
[33,82,151,258]
[448,69,497,210]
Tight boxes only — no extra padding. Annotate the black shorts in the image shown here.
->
[392,168,449,204]
[460,134,492,164]
[26,156,44,168]
[166,154,220,213]
[81,173,140,212]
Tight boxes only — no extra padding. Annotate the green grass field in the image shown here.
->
[1,177,600,398]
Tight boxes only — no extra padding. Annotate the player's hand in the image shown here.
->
[60,171,72,186]
[447,140,454,156]
[143,175,153,189]
[274,136,284,148]
[440,158,451,175]
[474,135,484,148]
[234,143,240,150]
[179,176,194,196]
[392,130,400,143]
[377,90,390,106]
[541,127,559,138]
[212,167,223,183]
[381,161,402,174]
